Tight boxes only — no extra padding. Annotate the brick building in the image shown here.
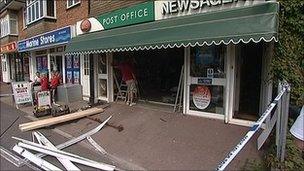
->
[0,0,24,83]
[1,0,89,83]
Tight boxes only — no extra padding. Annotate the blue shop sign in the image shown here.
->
[18,27,71,52]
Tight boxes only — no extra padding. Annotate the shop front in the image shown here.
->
[0,41,29,83]
[65,0,279,126]
[17,26,74,83]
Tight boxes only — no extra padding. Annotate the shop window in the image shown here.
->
[2,61,7,72]
[0,14,18,37]
[190,45,225,78]
[26,0,56,25]
[36,56,48,73]
[67,0,80,9]
[65,55,80,84]
[189,45,227,115]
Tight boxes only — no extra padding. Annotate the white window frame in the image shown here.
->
[67,0,80,9]
[25,0,56,26]
[0,14,18,38]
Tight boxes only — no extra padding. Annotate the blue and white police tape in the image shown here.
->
[216,87,287,171]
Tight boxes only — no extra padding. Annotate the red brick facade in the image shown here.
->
[90,0,147,17]
[18,1,89,40]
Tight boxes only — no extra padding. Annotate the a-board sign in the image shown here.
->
[12,82,33,105]
[37,91,51,107]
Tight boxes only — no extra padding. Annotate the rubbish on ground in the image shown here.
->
[18,116,112,167]
[15,139,115,170]
[13,145,62,171]
[19,107,104,132]
[33,131,80,171]
[87,136,107,155]
[87,116,124,132]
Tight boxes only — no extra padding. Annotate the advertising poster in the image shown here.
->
[12,82,32,105]
[36,57,42,71]
[73,55,80,69]
[66,71,73,83]
[193,85,211,110]
[66,56,72,69]
[42,57,48,69]
[73,71,80,84]
[37,91,51,107]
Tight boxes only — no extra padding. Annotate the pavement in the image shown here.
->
[0,82,263,170]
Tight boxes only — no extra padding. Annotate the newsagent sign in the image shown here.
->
[154,0,263,20]
[18,26,71,52]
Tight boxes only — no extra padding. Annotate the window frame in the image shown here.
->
[66,0,81,9]
[0,14,18,38]
[25,0,56,26]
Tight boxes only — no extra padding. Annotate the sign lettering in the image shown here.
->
[97,1,154,30]
[18,27,71,52]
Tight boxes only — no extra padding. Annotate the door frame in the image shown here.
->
[184,45,231,120]
[81,54,90,100]
[228,42,274,127]
[94,53,113,102]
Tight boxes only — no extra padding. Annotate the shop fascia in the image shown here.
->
[161,0,239,14]
[18,26,72,52]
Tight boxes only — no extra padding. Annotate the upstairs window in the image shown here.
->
[26,0,55,25]
[0,14,18,38]
[67,0,80,9]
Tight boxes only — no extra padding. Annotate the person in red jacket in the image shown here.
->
[50,70,61,103]
[40,72,49,91]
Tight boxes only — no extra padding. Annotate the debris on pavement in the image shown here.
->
[19,107,104,132]
[12,116,115,170]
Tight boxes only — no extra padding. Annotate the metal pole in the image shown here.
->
[276,82,282,157]
[174,65,183,112]
[280,84,290,162]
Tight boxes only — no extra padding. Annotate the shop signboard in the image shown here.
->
[12,81,33,106]
[37,91,51,107]
[154,0,263,20]
[76,1,155,35]
[0,42,17,53]
[193,85,211,110]
[18,26,71,52]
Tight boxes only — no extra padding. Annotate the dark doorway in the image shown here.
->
[234,42,263,121]
[114,48,184,104]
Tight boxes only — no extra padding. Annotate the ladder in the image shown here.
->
[113,72,127,102]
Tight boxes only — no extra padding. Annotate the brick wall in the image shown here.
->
[18,0,89,40]
[90,0,147,17]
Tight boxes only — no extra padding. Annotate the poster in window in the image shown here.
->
[73,55,80,69]
[73,71,80,84]
[66,56,72,69]
[36,57,42,71]
[192,85,211,110]
[42,57,48,69]
[66,71,73,83]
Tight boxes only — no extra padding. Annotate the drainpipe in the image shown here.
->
[89,54,95,104]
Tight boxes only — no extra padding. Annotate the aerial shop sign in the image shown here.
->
[18,26,71,52]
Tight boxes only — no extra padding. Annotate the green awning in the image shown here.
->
[66,2,279,55]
